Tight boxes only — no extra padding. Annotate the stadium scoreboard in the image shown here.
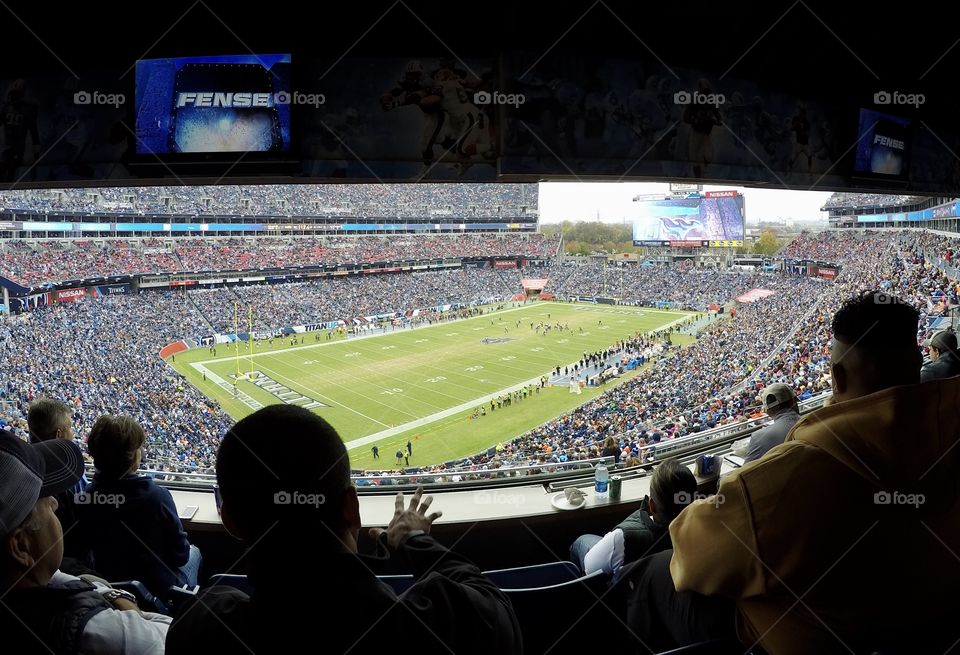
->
[632,191,745,248]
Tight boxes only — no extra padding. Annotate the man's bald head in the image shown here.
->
[830,291,921,402]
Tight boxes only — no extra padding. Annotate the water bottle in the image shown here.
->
[595,462,609,500]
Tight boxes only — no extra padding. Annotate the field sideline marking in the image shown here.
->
[341,375,549,451]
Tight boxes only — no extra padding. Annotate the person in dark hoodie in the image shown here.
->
[75,415,201,596]
[166,405,522,655]
[569,458,697,578]
[920,329,960,383]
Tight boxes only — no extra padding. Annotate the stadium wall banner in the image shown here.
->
[56,288,87,303]
[521,278,549,291]
[91,284,129,297]
[811,266,838,279]
[494,261,518,269]
[735,289,777,303]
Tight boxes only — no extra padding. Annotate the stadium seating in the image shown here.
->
[500,570,609,653]
[654,640,754,655]
[483,560,581,589]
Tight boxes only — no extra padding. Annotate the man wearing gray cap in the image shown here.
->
[921,330,960,383]
[0,432,171,654]
[745,383,800,463]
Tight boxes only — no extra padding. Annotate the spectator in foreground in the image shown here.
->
[570,458,697,578]
[76,415,201,596]
[920,329,960,383]
[27,397,92,571]
[0,432,171,653]
[744,383,801,462]
[626,291,960,653]
[166,404,522,654]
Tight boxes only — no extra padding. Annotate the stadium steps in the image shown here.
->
[185,292,216,332]
[495,268,520,295]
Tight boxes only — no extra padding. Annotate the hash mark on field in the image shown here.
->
[530,347,544,352]
[558,339,569,343]
[344,352,361,358]
[501,356,516,361]
[415,339,429,343]
[598,326,609,330]
[381,345,396,350]
[578,332,591,336]
[445,332,459,336]
[472,327,484,331]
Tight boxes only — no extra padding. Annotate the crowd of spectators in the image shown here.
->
[188,263,773,333]
[0,183,537,217]
[0,293,230,472]
[544,263,770,311]
[0,234,559,287]
[191,269,517,332]
[400,229,960,477]
[1,229,958,477]
[821,192,928,210]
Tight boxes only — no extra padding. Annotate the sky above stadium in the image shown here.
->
[537,182,833,225]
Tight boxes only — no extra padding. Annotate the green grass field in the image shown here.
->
[170,302,691,469]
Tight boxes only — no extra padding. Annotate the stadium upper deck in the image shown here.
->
[0,183,537,218]
[823,192,960,232]
[0,233,560,288]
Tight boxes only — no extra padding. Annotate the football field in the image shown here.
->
[170,302,691,469]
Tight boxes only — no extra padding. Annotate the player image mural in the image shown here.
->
[299,56,498,180]
[499,53,845,188]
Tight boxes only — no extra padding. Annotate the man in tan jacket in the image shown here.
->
[626,291,960,653]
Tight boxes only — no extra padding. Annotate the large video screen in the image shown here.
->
[854,108,910,177]
[632,192,744,247]
[135,54,291,154]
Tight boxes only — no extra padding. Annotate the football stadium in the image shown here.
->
[2,3,960,654]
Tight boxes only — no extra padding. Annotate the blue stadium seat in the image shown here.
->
[500,570,610,653]
[654,639,752,654]
[111,581,170,615]
[378,574,415,594]
[111,580,198,616]
[202,571,419,596]
[206,574,253,595]
[482,561,581,589]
